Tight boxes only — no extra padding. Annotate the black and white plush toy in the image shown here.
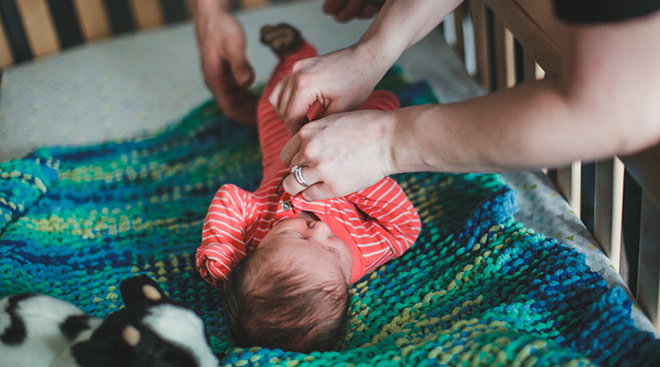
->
[0,275,219,367]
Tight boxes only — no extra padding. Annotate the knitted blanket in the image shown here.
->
[1,69,658,366]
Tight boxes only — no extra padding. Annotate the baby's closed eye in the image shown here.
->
[324,246,339,254]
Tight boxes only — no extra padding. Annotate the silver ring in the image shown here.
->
[291,165,308,187]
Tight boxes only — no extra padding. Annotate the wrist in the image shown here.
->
[356,28,403,68]
[350,39,397,90]
[380,110,400,177]
[388,105,440,175]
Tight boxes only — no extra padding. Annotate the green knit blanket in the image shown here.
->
[1,69,658,366]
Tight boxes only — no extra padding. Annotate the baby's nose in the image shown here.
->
[308,219,330,235]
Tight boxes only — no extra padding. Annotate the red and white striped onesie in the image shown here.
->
[196,42,421,289]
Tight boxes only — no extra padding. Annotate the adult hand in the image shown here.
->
[269,46,386,136]
[322,0,383,23]
[194,0,258,125]
[280,109,396,200]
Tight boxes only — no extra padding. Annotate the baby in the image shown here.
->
[196,24,421,353]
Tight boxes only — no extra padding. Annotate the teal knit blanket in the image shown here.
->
[1,69,658,366]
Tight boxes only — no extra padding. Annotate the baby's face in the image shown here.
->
[255,212,353,284]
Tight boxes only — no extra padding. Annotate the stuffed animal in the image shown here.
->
[0,275,219,367]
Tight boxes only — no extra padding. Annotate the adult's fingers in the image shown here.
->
[359,3,380,19]
[323,0,348,16]
[269,74,289,120]
[280,133,301,167]
[226,49,255,88]
[281,165,321,197]
[269,73,319,135]
[207,61,258,125]
[298,183,337,202]
[334,0,367,22]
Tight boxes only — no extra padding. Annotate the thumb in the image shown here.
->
[229,57,255,87]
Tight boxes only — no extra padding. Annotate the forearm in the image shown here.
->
[391,79,584,173]
[390,13,660,174]
[391,76,660,174]
[355,0,463,70]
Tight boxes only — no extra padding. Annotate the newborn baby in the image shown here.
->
[196,23,421,353]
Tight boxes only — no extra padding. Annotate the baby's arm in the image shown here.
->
[196,184,251,288]
[347,179,421,258]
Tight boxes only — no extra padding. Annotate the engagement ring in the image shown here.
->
[291,165,308,187]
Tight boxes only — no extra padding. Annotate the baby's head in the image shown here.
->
[224,213,354,353]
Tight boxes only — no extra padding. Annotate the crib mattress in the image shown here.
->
[0,0,654,335]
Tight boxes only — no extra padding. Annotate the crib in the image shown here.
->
[1,0,659,364]
[445,0,660,334]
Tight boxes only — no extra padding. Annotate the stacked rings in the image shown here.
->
[291,165,308,187]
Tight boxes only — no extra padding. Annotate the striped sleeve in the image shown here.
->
[196,184,250,288]
[346,177,421,258]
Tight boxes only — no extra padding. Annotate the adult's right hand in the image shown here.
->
[194,0,258,125]
[269,45,386,136]
[279,108,397,201]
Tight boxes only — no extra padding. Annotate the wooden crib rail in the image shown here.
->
[456,0,660,333]
[0,0,292,68]
[0,0,192,67]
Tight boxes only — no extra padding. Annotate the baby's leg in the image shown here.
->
[260,24,318,94]
[257,24,317,169]
[260,24,306,58]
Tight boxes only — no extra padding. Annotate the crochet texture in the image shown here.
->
[1,68,658,366]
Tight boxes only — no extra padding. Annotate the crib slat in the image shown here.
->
[513,0,561,47]
[492,18,515,90]
[184,0,195,16]
[45,0,84,49]
[522,52,545,81]
[593,158,624,271]
[452,3,467,64]
[72,0,111,41]
[637,191,660,333]
[522,52,535,81]
[15,0,60,59]
[623,147,660,209]
[158,0,191,23]
[556,163,582,216]
[0,16,14,67]
[130,0,164,30]
[481,0,560,76]
[102,0,137,35]
[469,0,492,91]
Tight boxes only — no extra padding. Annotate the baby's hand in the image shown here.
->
[196,243,242,288]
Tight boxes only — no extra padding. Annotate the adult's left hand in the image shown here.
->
[280,109,395,200]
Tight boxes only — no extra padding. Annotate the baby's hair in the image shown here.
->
[224,254,350,353]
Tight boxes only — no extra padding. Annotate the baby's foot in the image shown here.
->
[260,23,305,57]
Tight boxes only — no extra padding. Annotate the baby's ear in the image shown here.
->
[120,275,167,306]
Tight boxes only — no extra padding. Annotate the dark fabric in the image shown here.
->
[555,0,660,23]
